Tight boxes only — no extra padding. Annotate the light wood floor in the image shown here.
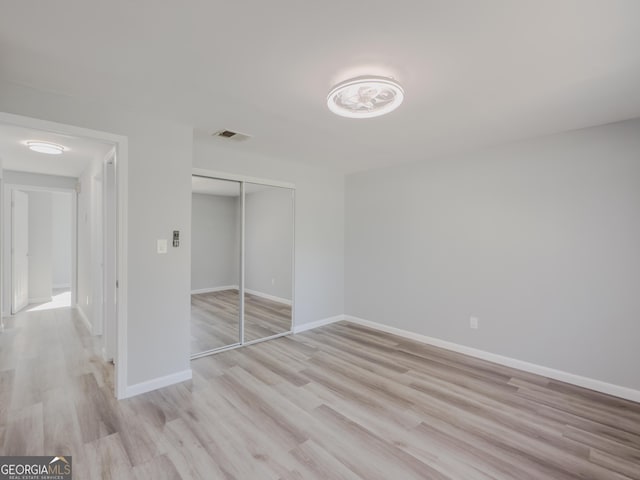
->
[2,304,640,479]
[191,290,291,354]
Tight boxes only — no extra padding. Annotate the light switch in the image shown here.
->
[157,239,168,254]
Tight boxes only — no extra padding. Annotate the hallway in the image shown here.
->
[0,303,112,478]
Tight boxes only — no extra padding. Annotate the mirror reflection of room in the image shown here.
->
[190,176,241,354]
[190,176,294,357]
[244,184,293,342]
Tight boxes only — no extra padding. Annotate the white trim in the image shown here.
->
[10,189,29,314]
[293,314,345,334]
[191,285,238,295]
[0,175,3,318]
[70,191,77,308]
[245,288,292,306]
[102,153,117,363]
[344,315,640,403]
[53,283,71,289]
[28,296,52,304]
[239,182,245,344]
[123,369,192,398]
[290,188,296,336]
[115,138,129,400]
[76,305,92,334]
[192,168,295,190]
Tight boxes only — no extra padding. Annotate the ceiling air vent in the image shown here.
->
[212,129,251,141]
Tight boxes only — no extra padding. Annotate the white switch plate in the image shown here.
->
[157,239,168,254]
[470,317,479,329]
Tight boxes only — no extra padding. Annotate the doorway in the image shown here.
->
[6,186,75,315]
[0,113,127,399]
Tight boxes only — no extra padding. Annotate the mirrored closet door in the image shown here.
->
[244,183,294,343]
[190,176,242,356]
[190,175,294,359]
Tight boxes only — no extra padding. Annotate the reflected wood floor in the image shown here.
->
[191,289,291,354]
[2,305,640,479]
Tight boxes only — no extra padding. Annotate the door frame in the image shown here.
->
[0,112,129,400]
[102,150,117,362]
[190,167,296,360]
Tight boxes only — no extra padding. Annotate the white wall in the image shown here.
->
[1,80,193,390]
[51,192,72,289]
[191,193,239,291]
[27,191,52,302]
[346,118,640,391]
[245,187,293,301]
[193,138,345,327]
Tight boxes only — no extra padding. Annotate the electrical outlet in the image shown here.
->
[470,317,479,329]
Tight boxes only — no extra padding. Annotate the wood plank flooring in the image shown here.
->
[2,302,640,479]
[191,290,291,354]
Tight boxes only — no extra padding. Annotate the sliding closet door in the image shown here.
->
[190,176,242,356]
[243,184,294,342]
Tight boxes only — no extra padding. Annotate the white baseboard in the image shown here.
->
[293,314,345,334]
[344,315,640,403]
[124,369,192,398]
[191,285,238,294]
[245,288,292,306]
[28,296,52,304]
[53,283,71,289]
[75,305,92,334]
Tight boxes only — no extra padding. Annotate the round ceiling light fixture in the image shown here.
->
[26,141,66,155]
[327,75,404,118]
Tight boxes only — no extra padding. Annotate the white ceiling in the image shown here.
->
[0,123,113,177]
[1,1,640,173]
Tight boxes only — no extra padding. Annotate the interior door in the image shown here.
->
[12,189,29,314]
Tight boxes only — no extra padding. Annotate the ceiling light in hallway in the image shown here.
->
[26,141,66,155]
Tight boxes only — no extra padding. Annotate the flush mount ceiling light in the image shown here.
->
[26,141,66,155]
[327,75,404,118]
